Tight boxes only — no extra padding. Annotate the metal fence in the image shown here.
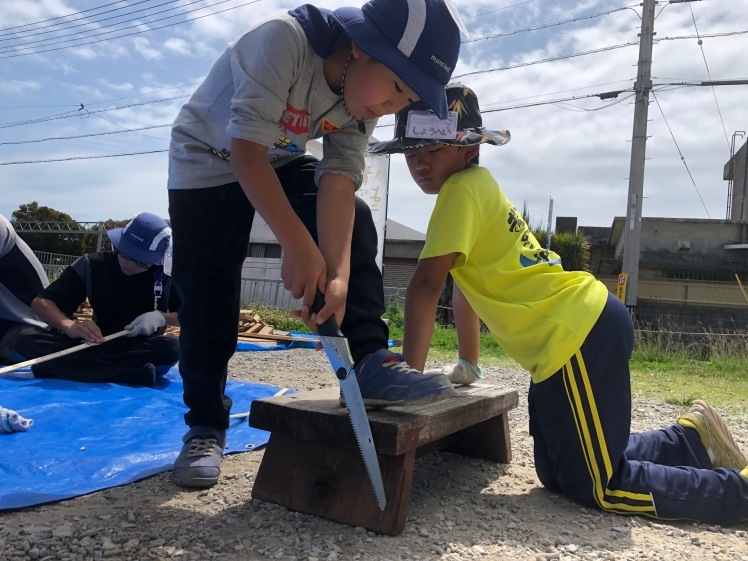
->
[238,277,408,311]
[29,262,409,313]
[384,287,406,309]
[33,251,79,280]
[239,277,301,310]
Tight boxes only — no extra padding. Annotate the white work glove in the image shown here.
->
[0,406,33,433]
[425,358,484,385]
[125,311,165,337]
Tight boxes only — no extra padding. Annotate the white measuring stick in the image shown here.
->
[229,387,289,419]
[0,329,130,375]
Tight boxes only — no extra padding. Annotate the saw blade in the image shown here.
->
[313,293,387,510]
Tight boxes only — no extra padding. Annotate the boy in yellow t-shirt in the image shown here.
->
[368,84,748,526]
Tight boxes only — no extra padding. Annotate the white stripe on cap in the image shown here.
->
[443,0,470,39]
[149,227,171,251]
[397,0,427,57]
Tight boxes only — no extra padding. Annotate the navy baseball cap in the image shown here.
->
[331,0,464,119]
[369,83,511,154]
[107,212,171,266]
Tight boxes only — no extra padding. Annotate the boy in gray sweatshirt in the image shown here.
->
[168,0,465,488]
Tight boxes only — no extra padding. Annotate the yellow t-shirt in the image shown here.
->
[420,166,609,383]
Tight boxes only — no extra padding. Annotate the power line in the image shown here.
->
[651,91,711,218]
[454,41,639,79]
[0,0,172,40]
[481,79,634,108]
[462,0,537,20]
[90,113,170,141]
[454,29,746,81]
[3,78,740,163]
[0,0,262,59]
[0,95,188,129]
[0,108,84,129]
[77,83,200,108]
[655,29,748,42]
[464,3,639,43]
[0,81,200,110]
[688,4,731,153]
[3,1,745,166]
[0,0,236,50]
[651,89,743,279]
[480,91,635,113]
[0,123,172,145]
[374,87,637,130]
[0,150,169,166]
[0,0,149,34]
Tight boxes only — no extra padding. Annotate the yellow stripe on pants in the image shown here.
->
[562,352,656,513]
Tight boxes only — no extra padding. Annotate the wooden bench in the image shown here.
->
[248,383,519,535]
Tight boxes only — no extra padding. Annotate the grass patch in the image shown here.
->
[630,330,748,413]
[250,303,748,416]
[244,302,310,334]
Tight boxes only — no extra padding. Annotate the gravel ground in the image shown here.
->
[0,348,746,561]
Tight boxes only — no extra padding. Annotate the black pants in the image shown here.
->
[2,324,179,381]
[168,156,389,430]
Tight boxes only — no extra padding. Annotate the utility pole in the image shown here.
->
[621,0,656,309]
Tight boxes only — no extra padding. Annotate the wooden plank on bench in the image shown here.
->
[249,383,519,535]
[249,384,519,455]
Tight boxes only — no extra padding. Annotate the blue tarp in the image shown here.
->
[0,366,286,510]
[235,331,319,352]
[235,334,398,352]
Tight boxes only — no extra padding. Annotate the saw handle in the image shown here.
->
[312,291,343,338]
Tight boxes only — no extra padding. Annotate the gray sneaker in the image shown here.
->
[171,426,226,488]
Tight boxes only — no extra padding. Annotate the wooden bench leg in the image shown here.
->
[252,431,417,535]
[446,412,512,463]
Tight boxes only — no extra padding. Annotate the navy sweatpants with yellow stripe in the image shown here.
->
[528,292,748,526]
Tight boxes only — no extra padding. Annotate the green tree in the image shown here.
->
[83,218,128,253]
[530,227,592,272]
[11,202,86,256]
[550,230,592,272]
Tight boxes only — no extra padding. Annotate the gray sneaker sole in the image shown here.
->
[171,469,220,488]
[341,385,455,408]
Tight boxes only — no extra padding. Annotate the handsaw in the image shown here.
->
[312,292,386,510]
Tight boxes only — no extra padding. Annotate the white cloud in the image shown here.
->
[132,37,162,61]
[67,46,100,61]
[64,82,106,99]
[162,37,193,56]
[98,79,134,93]
[0,0,70,27]
[0,80,41,94]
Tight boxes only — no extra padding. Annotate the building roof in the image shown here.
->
[385,219,425,241]
[250,217,425,243]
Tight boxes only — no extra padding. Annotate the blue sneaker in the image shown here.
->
[351,349,454,407]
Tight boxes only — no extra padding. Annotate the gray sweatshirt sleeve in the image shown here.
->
[170,16,370,191]
[226,20,306,147]
[317,125,369,189]
[226,18,369,188]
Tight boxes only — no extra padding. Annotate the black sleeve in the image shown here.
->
[0,217,48,307]
[0,245,48,308]
[38,256,89,317]
[166,277,181,313]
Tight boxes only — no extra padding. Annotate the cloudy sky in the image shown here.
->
[1,0,747,235]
